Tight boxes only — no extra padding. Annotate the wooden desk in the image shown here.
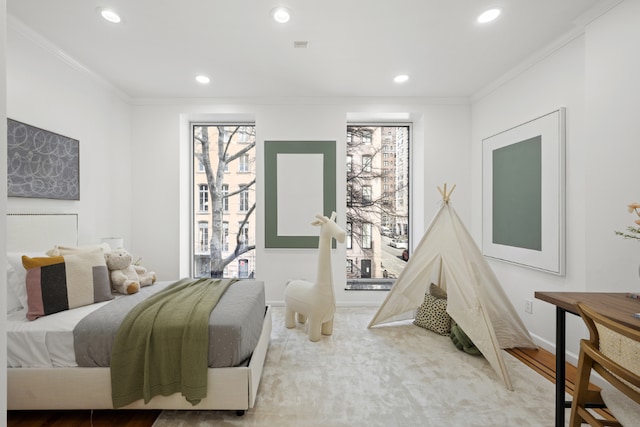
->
[535,291,640,427]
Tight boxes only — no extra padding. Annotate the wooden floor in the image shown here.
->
[7,347,594,427]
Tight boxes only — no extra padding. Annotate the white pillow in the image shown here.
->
[6,252,44,312]
[45,243,111,257]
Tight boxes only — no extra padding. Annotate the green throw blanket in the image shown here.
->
[111,278,236,408]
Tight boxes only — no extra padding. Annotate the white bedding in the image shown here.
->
[7,298,120,368]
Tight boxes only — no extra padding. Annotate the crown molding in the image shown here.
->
[7,15,132,104]
[471,0,624,103]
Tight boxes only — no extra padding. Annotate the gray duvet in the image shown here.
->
[73,279,266,368]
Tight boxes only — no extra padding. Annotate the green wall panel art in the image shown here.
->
[265,140,336,248]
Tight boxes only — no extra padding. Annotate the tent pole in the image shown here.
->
[437,183,456,203]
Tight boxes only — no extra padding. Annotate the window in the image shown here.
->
[238,127,250,143]
[362,132,372,144]
[239,154,250,173]
[222,184,229,212]
[239,185,249,212]
[199,185,209,212]
[362,223,372,249]
[238,222,249,248]
[192,124,256,278]
[362,155,372,173]
[347,259,354,273]
[222,221,229,251]
[362,185,372,204]
[346,124,410,285]
[198,222,209,253]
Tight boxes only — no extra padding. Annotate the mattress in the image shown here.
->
[7,279,266,369]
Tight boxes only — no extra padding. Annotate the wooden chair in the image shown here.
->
[569,302,640,426]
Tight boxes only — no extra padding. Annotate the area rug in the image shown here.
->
[153,306,567,427]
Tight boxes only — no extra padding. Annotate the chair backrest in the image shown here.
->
[576,302,640,404]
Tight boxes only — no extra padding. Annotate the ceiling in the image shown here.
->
[7,0,608,100]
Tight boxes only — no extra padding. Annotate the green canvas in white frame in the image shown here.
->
[482,108,566,275]
[265,141,336,248]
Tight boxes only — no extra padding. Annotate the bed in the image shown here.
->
[6,213,272,413]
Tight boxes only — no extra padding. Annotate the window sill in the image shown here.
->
[345,279,393,291]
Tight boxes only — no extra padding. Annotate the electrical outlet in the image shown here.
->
[525,299,533,314]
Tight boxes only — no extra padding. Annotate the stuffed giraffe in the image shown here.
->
[284,212,345,342]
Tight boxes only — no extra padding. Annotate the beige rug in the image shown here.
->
[153,306,567,427]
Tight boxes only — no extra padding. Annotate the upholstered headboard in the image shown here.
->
[6,213,78,252]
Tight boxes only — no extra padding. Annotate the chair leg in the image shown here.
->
[570,349,594,427]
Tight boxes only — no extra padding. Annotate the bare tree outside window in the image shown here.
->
[192,124,256,278]
[346,125,410,288]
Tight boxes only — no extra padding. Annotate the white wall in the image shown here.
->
[471,0,640,359]
[131,99,470,306]
[584,0,640,292]
[6,19,133,247]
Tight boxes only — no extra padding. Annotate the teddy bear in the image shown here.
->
[104,248,157,295]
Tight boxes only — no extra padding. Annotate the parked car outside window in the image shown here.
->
[389,238,408,249]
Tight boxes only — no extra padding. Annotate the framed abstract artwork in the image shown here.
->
[264,140,336,248]
[482,108,566,275]
[7,119,80,200]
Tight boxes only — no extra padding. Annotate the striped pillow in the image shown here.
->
[22,248,113,320]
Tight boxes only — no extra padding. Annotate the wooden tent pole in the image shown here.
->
[437,183,456,204]
[436,183,455,285]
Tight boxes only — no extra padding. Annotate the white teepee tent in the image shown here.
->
[368,185,537,390]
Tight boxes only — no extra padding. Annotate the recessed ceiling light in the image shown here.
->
[394,74,409,83]
[99,9,122,24]
[271,7,291,24]
[195,75,210,84]
[477,8,501,23]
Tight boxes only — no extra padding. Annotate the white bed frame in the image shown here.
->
[6,213,272,412]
